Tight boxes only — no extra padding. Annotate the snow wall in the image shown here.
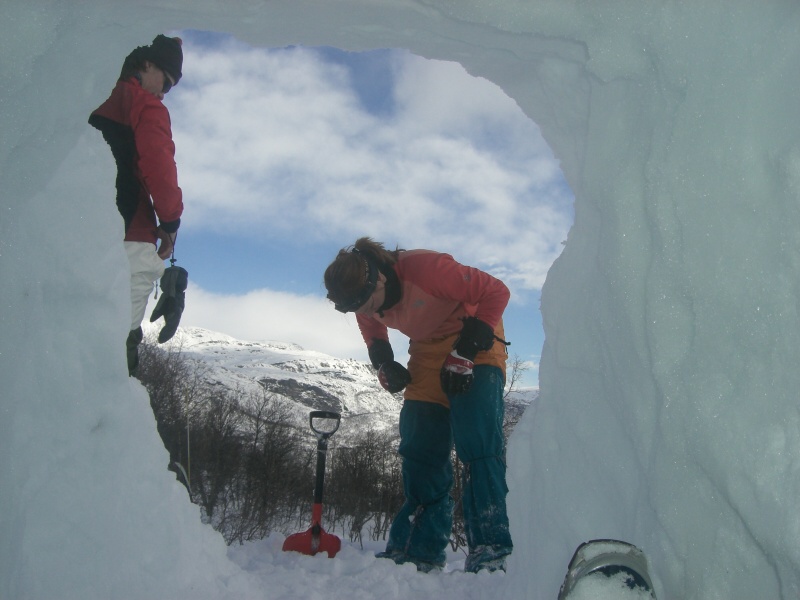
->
[3,1,800,599]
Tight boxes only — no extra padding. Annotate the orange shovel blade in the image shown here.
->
[282,525,341,558]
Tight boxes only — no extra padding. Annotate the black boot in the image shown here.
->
[126,326,143,376]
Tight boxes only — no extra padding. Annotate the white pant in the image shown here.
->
[125,241,166,331]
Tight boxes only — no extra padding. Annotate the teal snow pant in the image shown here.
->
[383,365,513,568]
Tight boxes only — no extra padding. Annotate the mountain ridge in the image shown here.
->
[144,324,536,441]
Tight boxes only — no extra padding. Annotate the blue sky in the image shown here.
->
[162,30,574,388]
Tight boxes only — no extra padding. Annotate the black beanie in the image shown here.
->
[147,35,183,85]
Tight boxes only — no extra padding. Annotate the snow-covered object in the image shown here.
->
[558,539,655,600]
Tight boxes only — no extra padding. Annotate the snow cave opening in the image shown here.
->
[163,29,576,389]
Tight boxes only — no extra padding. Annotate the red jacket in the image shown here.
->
[357,250,509,406]
[89,77,183,244]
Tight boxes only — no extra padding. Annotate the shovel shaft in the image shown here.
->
[312,502,323,526]
[313,437,328,504]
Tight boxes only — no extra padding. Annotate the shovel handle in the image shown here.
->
[310,411,341,438]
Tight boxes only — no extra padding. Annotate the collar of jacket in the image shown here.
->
[376,261,401,317]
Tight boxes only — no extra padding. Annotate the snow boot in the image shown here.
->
[126,326,143,376]
[464,544,510,573]
[375,550,444,573]
[557,539,656,599]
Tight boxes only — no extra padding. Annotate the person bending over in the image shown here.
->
[324,237,513,573]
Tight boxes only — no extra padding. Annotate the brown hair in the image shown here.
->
[324,237,401,308]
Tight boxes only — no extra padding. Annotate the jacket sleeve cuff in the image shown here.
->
[368,338,394,369]
[158,218,181,234]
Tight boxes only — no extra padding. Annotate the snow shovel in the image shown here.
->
[282,410,342,558]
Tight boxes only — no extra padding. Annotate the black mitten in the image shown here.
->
[440,317,495,395]
[378,361,412,393]
[453,317,495,360]
[150,265,188,343]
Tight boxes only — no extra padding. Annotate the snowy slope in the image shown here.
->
[149,324,535,442]
[156,325,403,436]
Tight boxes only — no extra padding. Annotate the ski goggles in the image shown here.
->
[162,74,174,94]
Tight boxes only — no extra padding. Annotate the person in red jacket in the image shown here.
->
[89,35,185,375]
[324,237,513,573]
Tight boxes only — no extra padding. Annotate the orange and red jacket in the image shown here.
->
[89,77,183,245]
[357,249,510,406]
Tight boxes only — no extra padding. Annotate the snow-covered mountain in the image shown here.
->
[146,324,536,442]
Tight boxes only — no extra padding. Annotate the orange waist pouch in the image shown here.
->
[404,321,507,408]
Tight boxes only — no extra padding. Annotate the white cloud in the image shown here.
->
[158,283,410,366]
[168,36,573,293]
[158,283,363,358]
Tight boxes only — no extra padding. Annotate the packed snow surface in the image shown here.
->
[3,2,800,599]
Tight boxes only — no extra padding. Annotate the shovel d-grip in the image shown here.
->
[282,410,341,557]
